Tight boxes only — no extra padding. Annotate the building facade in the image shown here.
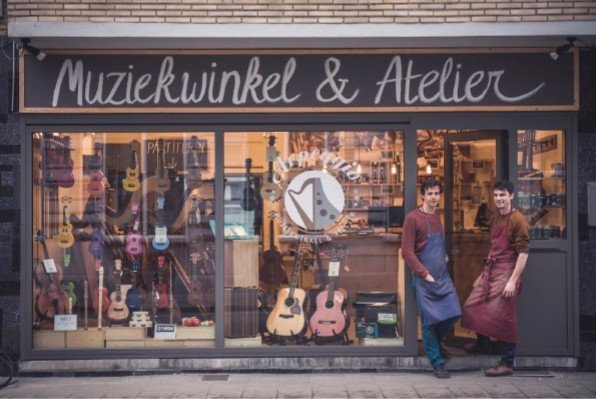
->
[1,0,596,371]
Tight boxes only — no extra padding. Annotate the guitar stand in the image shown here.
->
[311,331,352,346]
[263,333,286,346]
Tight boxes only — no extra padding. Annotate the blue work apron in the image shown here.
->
[412,213,462,325]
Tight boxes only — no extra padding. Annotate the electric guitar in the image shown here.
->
[187,136,202,189]
[155,255,169,309]
[56,205,75,249]
[241,158,257,212]
[125,259,143,312]
[107,259,130,322]
[123,142,141,192]
[309,246,349,337]
[260,135,282,202]
[152,196,170,251]
[266,242,310,337]
[125,203,143,256]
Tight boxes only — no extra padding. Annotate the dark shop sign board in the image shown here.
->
[21,49,578,113]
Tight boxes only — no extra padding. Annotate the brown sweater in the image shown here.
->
[490,209,530,254]
[402,208,444,278]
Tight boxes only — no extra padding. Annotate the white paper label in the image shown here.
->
[154,323,176,340]
[328,261,340,277]
[54,314,77,331]
[154,227,168,244]
[377,313,397,324]
[42,259,58,273]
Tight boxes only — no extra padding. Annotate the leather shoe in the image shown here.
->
[433,364,450,379]
[484,363,513,377]
[463,342,492,355]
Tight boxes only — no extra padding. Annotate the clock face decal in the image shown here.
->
[284,170,345,232]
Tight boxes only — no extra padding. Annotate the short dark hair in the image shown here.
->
[493,180,515,194]
[420,177,444,195]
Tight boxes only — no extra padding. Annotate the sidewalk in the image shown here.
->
[1,370,596,398]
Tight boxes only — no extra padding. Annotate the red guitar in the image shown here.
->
[155,255,169,309]
[308,245,349,338]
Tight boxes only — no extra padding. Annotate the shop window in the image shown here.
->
[223,131,406,347]
[31,132,216,349]
[517,130,566,240]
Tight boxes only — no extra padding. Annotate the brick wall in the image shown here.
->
[3,0,596,25]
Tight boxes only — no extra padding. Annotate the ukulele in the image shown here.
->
[56,205,75,248]
[87,145,105,196]
[156,138,171,192]
[123,142,141,192]
[125,203,143,256]
[260,135,282,202]
[53,136,75,188]
[155,255,169,309]
[107,259,130,322]
[187,136,203,189]
[241,158,257,212]
[266,242,310,337]
[309,246,349,337]
[187,252,204,307]
[259,214,287,289]
[92,260,110,316]
[152,196,170,251]
[125,259,143,312]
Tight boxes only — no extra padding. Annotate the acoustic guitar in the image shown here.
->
[309,246,349,337]
[107,259,130,322]
[266,242,310,337]
[123,142,141,192]
[260,135,281,202]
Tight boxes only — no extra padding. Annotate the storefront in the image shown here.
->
[18,49,579,365]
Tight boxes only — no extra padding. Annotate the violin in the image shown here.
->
[34,232,69,319]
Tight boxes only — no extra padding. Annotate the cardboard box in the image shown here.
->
[105,327,146,341]
[66,329,105,349]
[33,330,66,349]
[224,238,259,287]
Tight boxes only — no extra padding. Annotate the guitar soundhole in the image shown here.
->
[325,300,334,309]
[284,297,295,308]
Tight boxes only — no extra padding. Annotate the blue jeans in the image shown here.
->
[477,333,517,367]
[421,315,460,368]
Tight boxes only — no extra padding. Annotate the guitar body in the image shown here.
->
[125,231,143,256]
[61,280,78,307]
[155,284,169,309]
[107,292,130,321]
[54,167,75,188]
[266,287,307,337]
[260,181,281,202]
[241,187,257,211]
[92,287,110,314]
[89,230,105,257]
[186,281,204,307]
[309,289,348,337]
[123,167,141,192]
[260,248,286,287]
[125,287,143,312]
[56,225,75,249]
[152,227,170,251]
[88,169,105,196]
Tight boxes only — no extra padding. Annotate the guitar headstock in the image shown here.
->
[244,158,252,174]
[268,135,276,147]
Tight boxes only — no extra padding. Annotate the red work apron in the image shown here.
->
[461,211,521,344]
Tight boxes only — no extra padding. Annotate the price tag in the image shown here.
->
[328,261,340,277]
[154,323,177,340]
[42,259,58,273]
[54,315,77,331]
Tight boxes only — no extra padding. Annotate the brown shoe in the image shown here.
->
[484,363,513,377]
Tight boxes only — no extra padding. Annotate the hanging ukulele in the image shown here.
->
[152,196,170,251]
[53,136,75,189]
[125,203,143,256]
[241,158,257,212]
[123,141,141,192]
[88,144,105,196]
[107,259,130,323]
[187,136,203,189]
[260,135,282,202]
[56,205,75,249]
[125,259,143,313]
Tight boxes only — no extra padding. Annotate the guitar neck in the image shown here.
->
[288,247,307,298]
[326,277,338,302]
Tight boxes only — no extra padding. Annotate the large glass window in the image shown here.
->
[32,132,216,349]
[516,130,566,240]
[223,131,406,347]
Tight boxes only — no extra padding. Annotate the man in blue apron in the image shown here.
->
[403,178,462,379]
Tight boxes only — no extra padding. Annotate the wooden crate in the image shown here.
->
[106,340,146,348]
[224,238,259,287]
[224,335,262,347]
[105,327,146,341]
[176,326,215,340]
[66,329,105,349]
[33,330,66,349]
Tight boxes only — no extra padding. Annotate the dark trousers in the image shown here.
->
[477,333,516,367]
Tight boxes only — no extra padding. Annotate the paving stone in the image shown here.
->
[412,387,455,398]
[447,385,490,398]
[380,387,420,398]
[241,387,279,398]
[312,389,348,398]
[515,384,562,398]
[547,383,596,398]
[480,383,525,398]
[344,388,384,398]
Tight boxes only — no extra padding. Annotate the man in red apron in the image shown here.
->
[403,178,461,379]
[462,180,530,377]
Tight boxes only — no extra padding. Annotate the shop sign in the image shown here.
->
[54,315,77,331]
[154,324,176,340]
[21,49,577,113]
